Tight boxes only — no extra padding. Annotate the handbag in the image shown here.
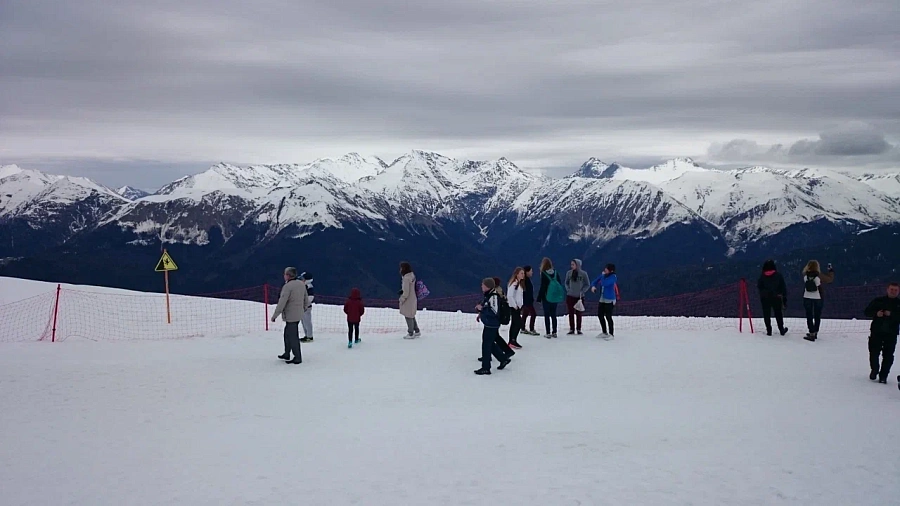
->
[574,298,585,312]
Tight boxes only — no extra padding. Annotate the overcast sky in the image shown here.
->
[2,0,898,189]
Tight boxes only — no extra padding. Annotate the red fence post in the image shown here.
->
[745,281,755,334]
[51,284,61,343]
[264,283,269,331]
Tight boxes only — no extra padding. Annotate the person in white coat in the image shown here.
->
[506,267,526,349]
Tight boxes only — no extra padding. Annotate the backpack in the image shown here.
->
[546,272,565,304]
[804,275,818,293]
[494,293,512,325]
[415,280,430,300]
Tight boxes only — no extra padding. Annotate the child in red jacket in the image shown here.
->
[343,288,365,348]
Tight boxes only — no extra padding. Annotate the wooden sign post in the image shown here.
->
[154,249,179,324]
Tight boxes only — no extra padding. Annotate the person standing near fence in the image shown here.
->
[299,271,315,343]
[507,267,525,349]
[757,260,788,336]
[536,257,564,338]
[271,267,308,364]
[521,265,538,335]
[399,261,421,339]
[564,259,590,335]
[863,283,900,384]
[802,260,824,342]
[343,287,364,349]
[591,263,618,339]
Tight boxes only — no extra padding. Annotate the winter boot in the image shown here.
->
[780,327,789,336]
[870,370,879,381]
[278,353,290,360]
[474,368,491,375]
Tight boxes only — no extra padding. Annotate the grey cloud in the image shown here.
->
[2,0,899,187]
[707,123,900,170]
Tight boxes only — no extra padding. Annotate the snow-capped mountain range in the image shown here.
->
[1,154,898,296]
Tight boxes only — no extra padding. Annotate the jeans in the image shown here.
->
[508,309,523,343]
[405,317,420,335]
[300,307,313,338]
[565,296,583,331]
[803,298,823,333]
[761,297,785,333]
[348,322,360,342]
[598,302,614,335]
[481,327,499,371]
[521,305,537,331]
[542,302,558,334]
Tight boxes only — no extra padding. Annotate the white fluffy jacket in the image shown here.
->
[507,282,524,309]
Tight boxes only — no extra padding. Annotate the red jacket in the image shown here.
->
[343,288,365,323]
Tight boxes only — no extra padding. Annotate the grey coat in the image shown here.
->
[565,260,590,298]
[399,272,418,318]
[272,278,309,323]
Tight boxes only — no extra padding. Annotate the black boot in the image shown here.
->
[278,353,290,360]
[498,358,511,370]
[870,370,879,381]
[474,368,491,375]
[780,327,788,336]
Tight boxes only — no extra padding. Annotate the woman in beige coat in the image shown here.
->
[399,261,421,338]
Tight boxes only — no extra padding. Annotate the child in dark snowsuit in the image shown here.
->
[343,288,365,349]
[475,278,512,375]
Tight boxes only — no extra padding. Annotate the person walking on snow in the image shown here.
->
[271,267,309,364]
[521,265,538,335]
[536,257,564,338]
[399,261,421,338]
[475,277,511,375]
[343,287,365,349]
[565,259,590,335]
[299,271,315,342]
[478,277,516,363]
[802,260,825,341]
[591,263,618,339]
[757,259,789,336]
[507,267,526,349]
[863,282,900,384]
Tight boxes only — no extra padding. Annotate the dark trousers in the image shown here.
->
[508,309,523,343]
[283,321,301,361]
[598,302,614,335]
[481,327,501,371]
[348,322,360,342]
[542,302,558,334]
[761,297,786,333]
[521,305,537,331]
[565,296,583,331]
[803,298,823,333]
[869,333,897,379]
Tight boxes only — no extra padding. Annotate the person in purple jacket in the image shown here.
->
[590,263,618,339]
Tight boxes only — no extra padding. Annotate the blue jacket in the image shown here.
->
[591,273,618,301]
[479,290,501,329]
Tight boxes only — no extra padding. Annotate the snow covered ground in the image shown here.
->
[2,286,899,504]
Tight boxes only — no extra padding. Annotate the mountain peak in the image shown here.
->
[572,158,627,179]
[0,164,24,179]
[116,185,150,201]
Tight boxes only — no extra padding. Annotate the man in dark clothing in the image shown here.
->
[757,259,789,336]
[864,283,900,384]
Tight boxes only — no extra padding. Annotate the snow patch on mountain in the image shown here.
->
[115,186,150,201]
[854,172,900,197]
[602,158,710,185]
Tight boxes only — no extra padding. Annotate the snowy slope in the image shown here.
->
[854,172,900,196]
[1,278,897,505]
[601,157,710,184]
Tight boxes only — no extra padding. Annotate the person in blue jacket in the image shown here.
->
[591,263,618,338]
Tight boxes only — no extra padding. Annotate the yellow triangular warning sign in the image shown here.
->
[155,251,178,272]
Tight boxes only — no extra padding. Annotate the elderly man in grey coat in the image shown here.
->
[271,267,309,364]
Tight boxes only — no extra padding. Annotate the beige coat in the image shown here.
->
[271,279,309,323]
[399,272,418,318]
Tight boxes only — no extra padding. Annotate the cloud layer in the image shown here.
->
[1,0,898,187]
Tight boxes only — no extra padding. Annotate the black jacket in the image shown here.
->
[757,271,787,302]
[864,296,900,336]
[523,277,535,306]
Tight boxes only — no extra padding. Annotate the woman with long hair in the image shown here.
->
[564,259,590,335]
[521,265,538,335]
[535,257,564,338]
[399,261,421,339]
[802,260,823,341]
[507,267,526,349]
